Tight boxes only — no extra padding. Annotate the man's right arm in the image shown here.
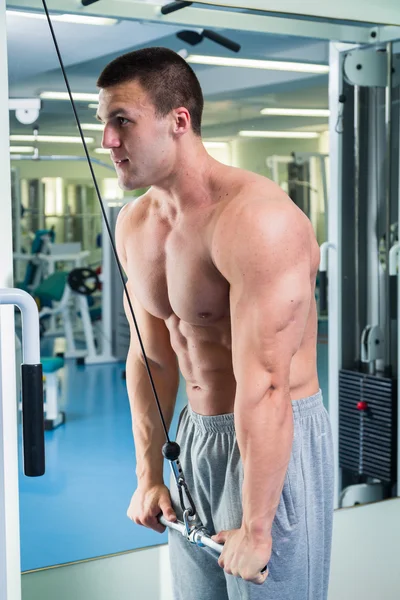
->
[116,202,179,488]
[124,284,179,486]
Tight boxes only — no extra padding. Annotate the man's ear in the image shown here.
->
[173,106,191,136]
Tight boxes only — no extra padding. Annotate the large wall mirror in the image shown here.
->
[4,1,400,599]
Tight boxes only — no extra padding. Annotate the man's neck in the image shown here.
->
[152,141,220,213]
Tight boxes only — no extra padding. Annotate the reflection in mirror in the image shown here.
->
[4,2,400,600]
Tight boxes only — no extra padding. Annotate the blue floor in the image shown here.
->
[19,362,187,572]
[19,323,329,572]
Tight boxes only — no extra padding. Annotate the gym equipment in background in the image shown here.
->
[325,44,400,509]
[36,203,125,365]
[14,228,55,292]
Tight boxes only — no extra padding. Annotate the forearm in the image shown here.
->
[126,352,179,486]
[235,387,294,538]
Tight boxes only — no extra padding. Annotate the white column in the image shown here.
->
[100,202,117,361]
[328,42,350,509]
[0,4,22,600]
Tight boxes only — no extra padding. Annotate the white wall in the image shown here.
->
[231,136,321,177]
[328,499,400,600]
[205,145,232,165]
[21,546,167,600]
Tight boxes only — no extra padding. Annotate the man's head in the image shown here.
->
[96,47,204,190]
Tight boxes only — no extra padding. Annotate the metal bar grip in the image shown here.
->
[21,364,45,477]
[319,271,328,313]
[159,515,224,554]
[159,515,268,574]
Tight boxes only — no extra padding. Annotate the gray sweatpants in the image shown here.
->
[168,390,335,600]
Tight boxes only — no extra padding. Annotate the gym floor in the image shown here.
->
[18,320,328,572]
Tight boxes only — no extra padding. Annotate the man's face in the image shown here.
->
[97,80,174,190]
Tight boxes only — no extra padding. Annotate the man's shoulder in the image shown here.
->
[211,171,313,264]
[116,192,152,230]
[218,170,302,231]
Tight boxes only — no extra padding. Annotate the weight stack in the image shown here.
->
[339,369,397,483]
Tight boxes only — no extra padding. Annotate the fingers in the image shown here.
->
[250,568,269,585]
[211,530,228,544]
[213,532,228,571]
[143,510,166,533]
[218,564,269,584]
[133,506,167,532]
[126,488,177,534]
[159,498,177,523]
[128,510,166,533]
[211,530,269,585]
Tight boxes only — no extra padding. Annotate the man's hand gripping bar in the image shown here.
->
[159,442,268,575]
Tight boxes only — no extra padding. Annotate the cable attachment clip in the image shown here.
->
[162,441,198,525]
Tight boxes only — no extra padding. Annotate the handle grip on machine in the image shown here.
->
[21,364,45,476]
[319,271,328,313]
[0,288,45,477]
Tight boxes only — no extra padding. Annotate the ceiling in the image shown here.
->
[5,1,334,149]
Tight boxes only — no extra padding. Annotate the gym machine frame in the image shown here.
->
[324,42,400,508]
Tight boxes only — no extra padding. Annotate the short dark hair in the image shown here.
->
[97,47,204,136]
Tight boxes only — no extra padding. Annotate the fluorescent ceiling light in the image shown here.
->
[203,141,228,149]
[9,146,35,153]
[81,123,104,131]
[52,15,117,26]
[261,108,330,117]
[186,55,329,74]
[239,131,319,139]
[94,148,110,154]
[10,135,94,144]
[40,92,99,102]
[88,103,99,109]
[7,10,117,26]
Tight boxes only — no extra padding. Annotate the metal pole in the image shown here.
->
[319,155,329,242]
[10,155,115,172]
[385,42,393,370]
[354,85,361,363]
[0,1,22,596]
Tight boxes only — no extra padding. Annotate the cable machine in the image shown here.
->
[324,43,400,508]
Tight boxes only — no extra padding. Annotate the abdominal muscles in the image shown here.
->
[165,314,237,415]
[164,301,319,415]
